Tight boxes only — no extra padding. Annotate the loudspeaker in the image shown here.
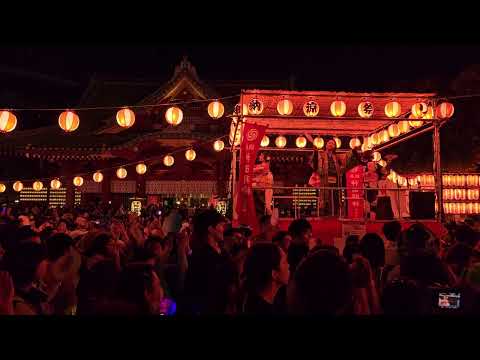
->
[409,191,435,219]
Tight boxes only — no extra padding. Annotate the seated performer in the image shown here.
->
[252,152,274,217]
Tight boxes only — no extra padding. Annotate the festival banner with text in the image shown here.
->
[235,122,267,232]
[346,165,365,219]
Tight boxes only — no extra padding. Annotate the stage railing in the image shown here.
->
[253,185,438,221]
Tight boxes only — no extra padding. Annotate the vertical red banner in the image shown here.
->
[235,122,267,233]
[346,165,365,219]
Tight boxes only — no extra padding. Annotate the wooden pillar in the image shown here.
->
[65,180,75,208]
[433,121,444,222]
[136,172,146,198]
[102,172,112,205]
[231,148,238,224]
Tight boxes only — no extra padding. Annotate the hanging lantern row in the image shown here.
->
[1,99,454,135]
[2,100,230,134]
[443,189,480,201]
[1,136,228,191]
[386,170,417,188]
[260,135,348,149]
[367,115,427,151]
[243,98,455,119]
[444,203,480,215]
[442,174,478,187]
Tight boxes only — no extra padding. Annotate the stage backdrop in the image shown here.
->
[235,122,267,234]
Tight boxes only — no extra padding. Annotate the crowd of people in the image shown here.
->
[1,201,480,316]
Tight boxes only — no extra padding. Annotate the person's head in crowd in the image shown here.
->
[75,215,88,230]
[360,233,385,270]
[272,231,292,253]
[191,209,226,251]
[401,223,439,257]
[382,278,424,315]
[18,214,32,227]
[465,262,480,293]
[45,233,74,263]
[383,221,402,244]
[402,252,451,286]
[445,242,473,278]
[4,241,47,291]
[454,223,480,249]
[260,215,272,233]
[310,244,339,257]
[39,227,55,245]
[116,264,164,314]
[84,233,116,259]
[223,227,246,254]
[288,218,312,245]
[287,250,353,315]
[287,219,313,274]
[127,212,138,224]
[130,246,156,266]
[16,226,41,245]
[345,235,359,247]
[56,219,68,234]
[465,215,480,233]
[243,244,289,301]
[343,242,361,264]
[326,138,336,153]
[144,235,172,264]
[76,259,120,315]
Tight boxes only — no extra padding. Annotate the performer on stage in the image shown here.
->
[309,138,345,216]
[252,151,274,217]
[364,161,379,220]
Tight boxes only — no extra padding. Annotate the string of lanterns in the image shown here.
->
[0,94,458,135]
[234,97,455,120]
[0,134,229,193]
[260,134,374,151]
[0,97,236,134]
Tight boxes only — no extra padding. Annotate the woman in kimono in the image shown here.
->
[252,152,274,217]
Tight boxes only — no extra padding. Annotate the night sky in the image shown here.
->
[1,44,480,134]
[1,43,480,171]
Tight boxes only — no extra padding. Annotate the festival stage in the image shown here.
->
[276,217,446,249]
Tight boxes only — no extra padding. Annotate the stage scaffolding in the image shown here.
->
[229,89,448,223]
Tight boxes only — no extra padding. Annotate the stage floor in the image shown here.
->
[276,217,446,248]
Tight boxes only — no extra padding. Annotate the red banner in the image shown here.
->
[235,122,267,233]
[346,165,365,219]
